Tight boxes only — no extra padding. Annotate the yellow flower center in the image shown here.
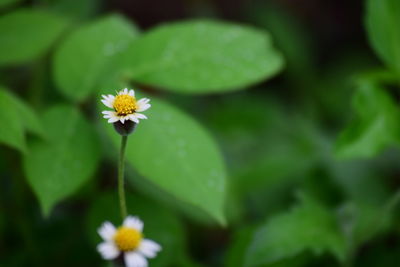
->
[114,227,142,252]
[113,95,137,116]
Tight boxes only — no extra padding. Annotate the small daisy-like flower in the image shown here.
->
[101,88,151,124]
[97,216,161,267]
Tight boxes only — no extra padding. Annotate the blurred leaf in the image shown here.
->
[226,227,310,267]
[53,14,139,101]
[313,50,377,123]
[122,20,284,93]
[0,88,43,152]
[235,122,319,195]
[0,90,25,151]
[226,227,254,267]
[205,94,322,198]
[245,194,347,266]
[0,0,22,9]
[339,201,390,248]
[14,95,44,138]
[329,160,390,204]
[335,81,400,159]
[330,156,394,247]
[0,9,68,65]
[40,0,100,20]
[23,105,100,215]
[247,2,315,82]
[86,192,188,267]
[101,94,227,224]
[365,0,400,75]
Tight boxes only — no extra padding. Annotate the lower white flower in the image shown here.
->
[97,216,161,267]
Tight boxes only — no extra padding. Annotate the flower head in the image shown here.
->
[101,88,151,124]
[97,216,161,267]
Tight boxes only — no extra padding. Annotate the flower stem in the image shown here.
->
[118,135,128,219]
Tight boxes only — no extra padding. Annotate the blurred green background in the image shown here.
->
[1,0,400,266]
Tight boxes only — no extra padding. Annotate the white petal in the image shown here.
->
[101,99,113,108]
[102,111,115,118]
[137,98,150,105]
[137,104,150,112]
[132,113,147,120]
[97,242,120,260]
[98,221,116,241]
[125,252,148,267]
[101,95,115,108]
[102,94,114,100]
[128,115,139,123]
[104,112,119,122]
[120,117,126,124]
[136,99,151,112]
[108,117,120,123]
[123,216,143,231]
[129,89,135,96]
[138,239,162,258]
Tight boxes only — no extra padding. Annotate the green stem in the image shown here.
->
[118,136,128,219]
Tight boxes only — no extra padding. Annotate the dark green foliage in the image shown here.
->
[1,0,400,266]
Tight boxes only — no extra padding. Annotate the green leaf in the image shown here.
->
[0,90,26,151]
[245,194,347,266]
[365,0,400,74]
[122,20,284,94]
[23,105,100,215]
[335,81,400,159]
[53,15,139,101]
[0,9,68,65]
[86,192,188,267]
[0,88,43,151]
[13,94,44,138]
[101,94,227,224]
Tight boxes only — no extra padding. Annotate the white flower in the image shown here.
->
[97,216,162,267]
[101,88,151,124]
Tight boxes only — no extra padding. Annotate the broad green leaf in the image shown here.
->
[245,194,347,266]
[100,94,227,224]
[53,15,139,101]
[121,20,284,93]
[0,0,22,9]
[365,0,400,74]
[335,81,400,159]
[86,192,188,267]
[0,9,68,65]
[0,90,25,151]
[23,105,100,215]
[13,93,44,137]
[0,88,43,151]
